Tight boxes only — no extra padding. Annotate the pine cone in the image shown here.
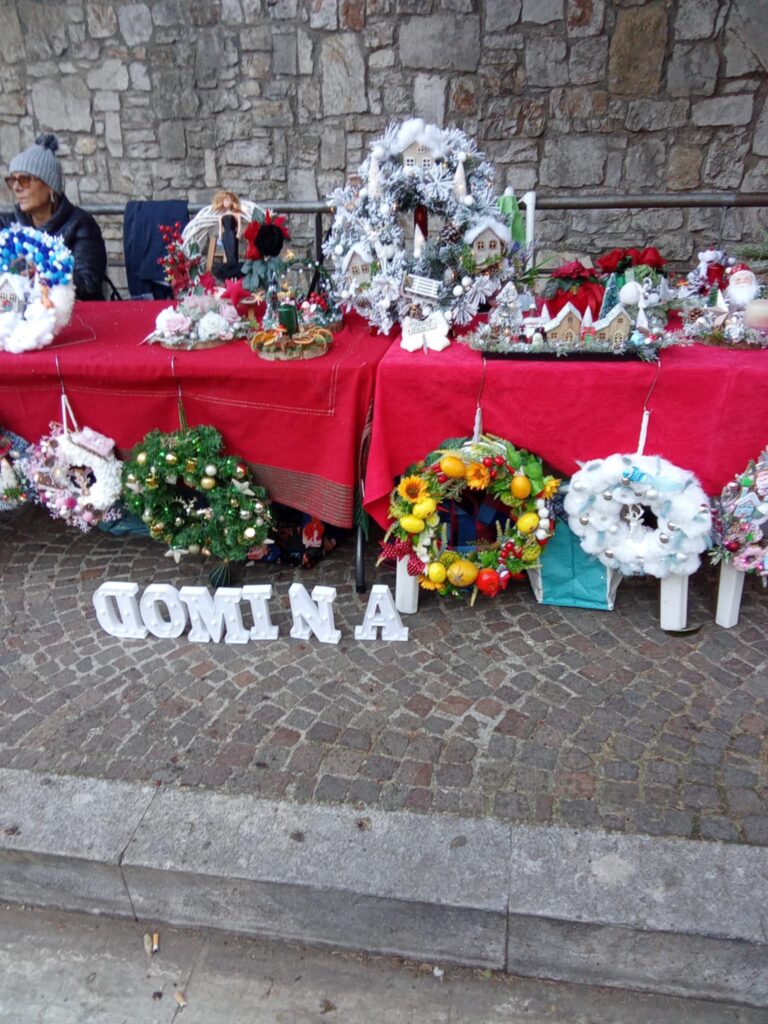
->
[438,224,462,245]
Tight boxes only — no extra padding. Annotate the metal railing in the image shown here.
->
[3,192,767,264]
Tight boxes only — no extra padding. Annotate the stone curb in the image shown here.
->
[1,768,766,1006]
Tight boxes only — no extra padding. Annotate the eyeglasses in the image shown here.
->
[4,174,34,190]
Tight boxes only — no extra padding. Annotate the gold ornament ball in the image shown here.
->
[150,521,165,538]
[185,458,198,473]
[204,464,218,477]
[229,497,239,508]
[125,472,137,485]
[200,476,216,491]
[243,526,256,540]
[174,516,184,527]
[141,508,152,523]
[146,475,159,490]
[136,451,148,466]
[165,452,178,466]
[201,546,212,557]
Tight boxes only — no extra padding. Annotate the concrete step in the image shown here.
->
[1,767,766,1007]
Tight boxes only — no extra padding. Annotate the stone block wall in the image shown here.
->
[1,0,767,284]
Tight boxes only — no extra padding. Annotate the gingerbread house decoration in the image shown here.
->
[0,273,27,314]
[594,305,633,343]
[341,243,374,286]
[463,218,512,268]
[543,302,583,343]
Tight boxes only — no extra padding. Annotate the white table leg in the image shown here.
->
[715,562,745,629]
[660,575,689,630]
[395,555,420,614]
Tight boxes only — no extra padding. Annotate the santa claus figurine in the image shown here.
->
[725,264,760,309]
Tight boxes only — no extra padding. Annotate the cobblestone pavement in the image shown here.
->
[2,506,767,846]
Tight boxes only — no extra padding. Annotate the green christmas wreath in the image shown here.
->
[122,425,273,579]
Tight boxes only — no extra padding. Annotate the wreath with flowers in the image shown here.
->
[0,225,75,353]
[19,422,123,531]
[711,446,768,583]
[121,424,273,582]
[326,119,517,334]
[381,434,560,600]
[564,453,711,578]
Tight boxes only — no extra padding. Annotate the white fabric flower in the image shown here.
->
[197,311,230,340]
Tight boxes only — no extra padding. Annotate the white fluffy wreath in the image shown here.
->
[325,119,515,334]
[564,453,712,578]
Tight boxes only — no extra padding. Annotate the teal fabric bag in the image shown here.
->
[527,487,621,610]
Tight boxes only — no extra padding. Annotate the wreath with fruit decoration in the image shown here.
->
[325,119,517,335]
[381,434,560,601]
[121,424,273,583]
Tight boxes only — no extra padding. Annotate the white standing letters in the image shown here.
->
[92,581,406,646]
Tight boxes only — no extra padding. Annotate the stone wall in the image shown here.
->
[1,0,767,284]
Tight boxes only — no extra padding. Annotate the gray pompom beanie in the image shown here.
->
[9,133,63,194]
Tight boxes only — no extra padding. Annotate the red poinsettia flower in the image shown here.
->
[637,246,667,270]
[546,281,605,318]
[550,259,597,281]
[198,272,218,293]
[596,247,625,273]
[244,209,291,261]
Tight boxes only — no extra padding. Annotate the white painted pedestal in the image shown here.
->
[715,561,746,629]
[659,575,689,631]
[395,556,420,614]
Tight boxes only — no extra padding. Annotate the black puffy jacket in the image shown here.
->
[0,195,107,301]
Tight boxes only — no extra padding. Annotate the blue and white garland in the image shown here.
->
[0,225,75,353]
[564,453,712,578]
[325,119,516,334]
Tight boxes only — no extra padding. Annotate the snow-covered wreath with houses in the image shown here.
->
[0,225,75,354]
[325,119,516,336]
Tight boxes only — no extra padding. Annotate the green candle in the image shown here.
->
[278,303,299,335]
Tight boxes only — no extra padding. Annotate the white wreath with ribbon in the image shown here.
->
[564,453,712,578]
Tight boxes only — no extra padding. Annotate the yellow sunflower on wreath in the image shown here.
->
[397,475,429,503]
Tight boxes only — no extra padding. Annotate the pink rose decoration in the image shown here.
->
[219,302,240,325]
[155,306,193,337]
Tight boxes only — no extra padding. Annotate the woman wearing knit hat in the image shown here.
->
[1,134,107,301]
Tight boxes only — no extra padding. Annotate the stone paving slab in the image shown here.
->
[0,768,156,917]
[1,506,767,845]
[3,767,768,1001]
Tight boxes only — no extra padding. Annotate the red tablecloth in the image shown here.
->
[0,302,394,527]
[363,339,768,528]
